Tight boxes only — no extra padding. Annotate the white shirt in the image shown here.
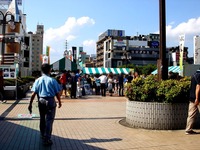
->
[99,75,107,83]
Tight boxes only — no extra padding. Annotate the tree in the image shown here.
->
[119,64,157,76]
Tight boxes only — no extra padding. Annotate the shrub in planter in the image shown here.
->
[4,76,35,99]
[21,76,35,83]
[4,79,15,86]
[4,76,35,86]
[125,75,192,129]
[125,75,191,103]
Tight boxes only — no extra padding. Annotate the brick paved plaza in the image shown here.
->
[0,91,200,150]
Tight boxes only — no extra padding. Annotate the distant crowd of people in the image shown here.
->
[56,69,139,98]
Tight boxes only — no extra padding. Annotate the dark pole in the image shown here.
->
[126,53,128,68]
[0,11,5,64]
[158,0,168,81]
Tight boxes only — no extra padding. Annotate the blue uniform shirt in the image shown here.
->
[31,74,61,97]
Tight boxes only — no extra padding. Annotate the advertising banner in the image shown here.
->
[194,36,200,64]
[0,65,16,78]
[46,46,50,64]
[179,34,185,75]
[113,39,126,47]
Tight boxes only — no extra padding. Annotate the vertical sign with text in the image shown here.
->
[179,34,185,76]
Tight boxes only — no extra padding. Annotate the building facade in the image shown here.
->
[30,25,44,72]
[96,29,160,68]
[0,6,30,77]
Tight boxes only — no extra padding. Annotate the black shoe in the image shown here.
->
[1,100,7,103]
[41,135,45,139]
[185,130,197,135]
[43,139,53,146]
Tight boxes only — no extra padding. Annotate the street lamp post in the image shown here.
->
[14,53,24,100]
[0,11,15,64]
[158,0,168,81]
[121,47,131,68]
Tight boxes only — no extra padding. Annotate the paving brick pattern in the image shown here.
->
[0,92,200,150]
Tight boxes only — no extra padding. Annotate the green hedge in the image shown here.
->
[125,75,191,103]
[4,76,35,86]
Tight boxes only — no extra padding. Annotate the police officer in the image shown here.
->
[28,63,62,145]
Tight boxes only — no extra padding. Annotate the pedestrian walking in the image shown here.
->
[118,73,124,96]
[59,70,67,98]
[185,70,200,135]
[0,69,6,103]
[56,75,62,96]
[66,70,71,97]
[28,63,62,146]
[70,71,77,99]
[107,74,113,96]
[77,77,82,98]
[99,73,107,96]
[95,74,101,95]
[127,71,133,83]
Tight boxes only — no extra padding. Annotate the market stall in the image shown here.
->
[82,67,130,75]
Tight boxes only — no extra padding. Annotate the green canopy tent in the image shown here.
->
[82,67,131,75]
[151,66,180,75]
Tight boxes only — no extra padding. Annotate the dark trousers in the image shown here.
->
[70,83,77,98]
[95,86,100,95]
[119,84,124,96]
[38,102,56,140]
[0,89,4,101]
[100,83,106,96]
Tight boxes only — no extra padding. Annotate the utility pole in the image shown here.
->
[158,0,168,81]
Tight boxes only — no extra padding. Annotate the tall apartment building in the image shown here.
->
[30,25,44,72]
[96,29,160,68]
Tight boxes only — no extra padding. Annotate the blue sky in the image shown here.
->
[18,0,200,63]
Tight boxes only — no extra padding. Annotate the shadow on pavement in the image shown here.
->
[0,100,21,120]
[0,120,122,150]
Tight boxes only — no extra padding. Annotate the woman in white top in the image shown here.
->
[107,75,113,96]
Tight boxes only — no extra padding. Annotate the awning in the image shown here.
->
[151,66,180,75]
[82,67,130,75]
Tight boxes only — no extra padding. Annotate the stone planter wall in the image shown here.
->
[4,83,32,100]
[126,100,190,130]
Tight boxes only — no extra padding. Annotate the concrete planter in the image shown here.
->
[4,86,16,100]
[126,100,190,130]
[4,84,31,100]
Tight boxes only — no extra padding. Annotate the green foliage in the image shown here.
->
[21,76,35,83]
[119,64,157,76]
[125,77,144,101]
[141,64,157,75]
[141,75,159,102]
[125,75,191,103]
[4,79,15,86]
[4,76,35,86]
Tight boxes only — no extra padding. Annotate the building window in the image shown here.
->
[117,61,122,67]
[108,53,111,58]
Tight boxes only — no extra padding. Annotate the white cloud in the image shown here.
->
[154,17,200,56]
[82,40,96,54]
[166,17,200,40]
[77,17,95,26]
[43,16,95,63]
